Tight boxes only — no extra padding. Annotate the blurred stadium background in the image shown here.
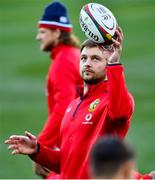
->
[0,0,155,178]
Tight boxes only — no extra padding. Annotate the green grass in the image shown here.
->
[0,0,155,178]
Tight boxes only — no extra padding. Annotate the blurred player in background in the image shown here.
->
[90,136,136,179]
[90,136,155,179]
[34,1,83,179]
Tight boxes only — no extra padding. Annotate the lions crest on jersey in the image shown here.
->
[88,98,100,112]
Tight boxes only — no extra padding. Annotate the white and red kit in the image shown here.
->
[31,64,134,179]
[38,44,83,148]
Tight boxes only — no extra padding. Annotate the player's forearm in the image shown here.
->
[106,64,134,120]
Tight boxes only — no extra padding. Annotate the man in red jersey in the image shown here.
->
[5,26,155,179]
[5,27,140,178]
[34,1,83,179]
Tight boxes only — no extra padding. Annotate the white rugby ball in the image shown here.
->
[79,3,117,44]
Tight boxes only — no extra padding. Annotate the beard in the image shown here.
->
[41,41,56,52]
[82,71,106,85]
[84,77,105,85]
[43,44,53,52]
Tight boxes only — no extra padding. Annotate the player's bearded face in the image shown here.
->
[80,47,107,85]
[36,28,58,52]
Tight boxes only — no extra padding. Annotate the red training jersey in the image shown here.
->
[38,44,83,148]
[32,64,134,179]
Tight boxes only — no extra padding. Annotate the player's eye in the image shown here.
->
[92,56,101,61]
[81,56,87,62]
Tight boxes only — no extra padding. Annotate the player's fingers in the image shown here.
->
[8,144,18,150]
[111,38,120,47]
[118,26,124,39]
[116,27,123,43]
[9,135,29,144]
[4,139,11,144]
[25,131,36,140]
[10,135,21,140]
[5,139,19,145]
[113,26,123,43]
[12,149,20,155]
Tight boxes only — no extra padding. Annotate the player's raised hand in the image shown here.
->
[5,131,37,155]
[106,26,124,64]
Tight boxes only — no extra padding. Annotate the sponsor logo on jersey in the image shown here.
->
[88,98,100,112]
[82,113,93,124]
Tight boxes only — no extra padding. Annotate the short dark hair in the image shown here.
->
[90,136,135,178]
[80,39,112,53]
[80,39,105,53]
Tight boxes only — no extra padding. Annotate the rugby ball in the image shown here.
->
[79,3,117,44]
